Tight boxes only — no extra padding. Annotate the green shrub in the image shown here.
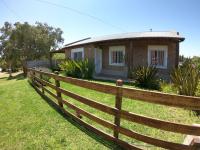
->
[132,66,160,90]
[192,56,200,70]
[38,68,52,82]
[41,74,51,82]
[75,59,95,79]
[171,59,200,96]
[59,59,94,79]
[59,60,81,78]
[197,82,200,97]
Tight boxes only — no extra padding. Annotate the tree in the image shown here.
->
[179,55,187,63]
[13,22,64,74]
[0,22,19,77]
[0,21,64,75]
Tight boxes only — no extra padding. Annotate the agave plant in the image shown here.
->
[171,59,200,96]
[75,59,94,79]
[59,59,94,79]
[59,59,81,78]
[132,66,160,90]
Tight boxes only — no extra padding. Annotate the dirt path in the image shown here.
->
[0,71,23,78]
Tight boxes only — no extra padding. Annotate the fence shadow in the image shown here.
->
[0,77,7,80]
[0,73,25,80]
[7,73,25,80]
[29,81,123,150]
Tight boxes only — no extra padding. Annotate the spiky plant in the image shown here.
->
[59,59,94,79]
[132,66,160,90]
[76,59,94,79]
[171,59,200,96]
[59,59,81,78]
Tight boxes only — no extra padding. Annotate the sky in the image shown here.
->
[0,0,200,57]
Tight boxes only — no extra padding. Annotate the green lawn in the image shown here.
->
[0,74,118,150]
[0,73,200,150]
[56,77,200,149]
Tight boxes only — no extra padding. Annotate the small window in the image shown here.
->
[73,51,82,60]
[71,48,84,60]
[109,46,125,66]
[111,51,123,64]
[148,46,168,69]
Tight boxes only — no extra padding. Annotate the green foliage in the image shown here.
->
[171,59,200,96]
[52,53,65,60]
[197,82,200,97]
[132,66,160,90]
[0,21,64,74]
[59,59,94,79]
[0,58,7,71]
[41,74,51,82]
[37,68,52,82]
[179,55,187,63]
[192,56,200,70]
[0,22,20,76]
[60,59,81,78]
[51,53,66,71]
[75,59,95,79]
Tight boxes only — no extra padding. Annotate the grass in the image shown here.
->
[1,72,200,150]
[53,76,200,149]
[0,73,118,150]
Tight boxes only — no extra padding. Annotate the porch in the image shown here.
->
[94,68,129,82]
[94,45,128,79]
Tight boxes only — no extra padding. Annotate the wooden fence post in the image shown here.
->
[32,70,35,83]
[39,70,44,94]
[184,124,200,150]
[29,70,33,82]
[54,71,63,107]
[114,79,123,138]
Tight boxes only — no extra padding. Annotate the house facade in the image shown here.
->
[51,31,184,79]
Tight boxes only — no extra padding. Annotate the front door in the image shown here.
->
[95,48,102,74]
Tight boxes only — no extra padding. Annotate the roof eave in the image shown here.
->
[50,36,185,53]
[64,36,185,48]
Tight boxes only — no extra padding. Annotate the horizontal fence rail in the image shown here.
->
[29,68,200,109]
[27,68,200,150]
[123,88,200,110]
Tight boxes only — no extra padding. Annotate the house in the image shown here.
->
[50,31,185,80]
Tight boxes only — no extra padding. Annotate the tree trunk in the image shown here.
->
[9,63,12,78]
[22,60,27,77]
[49,53,53,70]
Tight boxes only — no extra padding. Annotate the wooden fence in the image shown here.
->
[27,68,200,150]
[26,59,64,69]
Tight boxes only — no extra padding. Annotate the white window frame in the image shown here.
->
[71,47,84,60]
[148,45,168,69]
[109,46,125,66]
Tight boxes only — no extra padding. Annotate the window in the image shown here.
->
[73,51,82,60]
[148,45,168,69]
[109,46,125,66]
[71,48,84,60]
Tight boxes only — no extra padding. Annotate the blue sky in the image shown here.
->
[0,0,200,57]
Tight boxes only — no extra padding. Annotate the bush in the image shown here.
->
[75,59,95,79]
[192,56,200,70]
[59,59,94,79]
[132,66,160,90]
[59,60,80,78]
[37,67,52,82]
[41,74,51,82]
[171,59,200,96]
[197,82,200,97]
